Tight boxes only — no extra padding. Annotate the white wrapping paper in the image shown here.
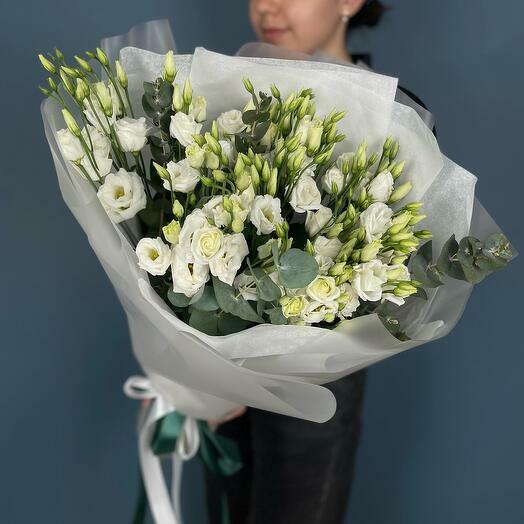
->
[42,22,509,426]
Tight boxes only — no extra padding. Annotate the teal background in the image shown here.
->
[1,1,522,523]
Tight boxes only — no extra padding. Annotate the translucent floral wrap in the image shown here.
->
[42,20,509,423]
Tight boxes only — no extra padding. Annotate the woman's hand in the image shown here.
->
[207,406,247,431]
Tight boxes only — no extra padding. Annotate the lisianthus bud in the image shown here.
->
[153,162,170,181]
[59,70,75,95]
[163,50,176,83]
[38,54,57,74]
[270,83,281,99]
[328,261,346,276]
[389,141,399,159]
[95,82,113,117]
[408,214,426,226]
[115,60,128,89]
[360,240,382,262]
[61,67,79,79]
[389,232,413,242]
[235,172,251,192]
[182,78,192,106]
[391,255,407,265]
[188,193,197,206]
[327,223,344,239]
[414,230,433,239]
[74,55,92,73]
[47,77,58,92]
[389,181,412,203]
[162,219,181,244]
[212,169,226,183]
[62,108,81,137]
[231,216,245,234]
[242,77,254,94]
[390,160,405,179]
[233,156,245,178]
[95,47,109,66]
[200,175,214,187]
[405,201,423,212]
[172,84,183,112]
[305,239,315,256]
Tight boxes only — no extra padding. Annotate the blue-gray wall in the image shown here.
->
[1,1,522,523]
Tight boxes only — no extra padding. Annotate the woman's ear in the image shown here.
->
[338,0,366,18]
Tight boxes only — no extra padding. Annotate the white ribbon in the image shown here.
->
[123,376,200,524]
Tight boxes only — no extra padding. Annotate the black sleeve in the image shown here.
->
[397,85,437,138]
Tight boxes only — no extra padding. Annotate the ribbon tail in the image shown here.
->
[171,454,184,520]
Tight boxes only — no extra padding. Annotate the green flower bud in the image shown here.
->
[390,160,405,179]
[313,144,334,165]
[212,169,226,183]
[188,193,197,206]
[383,136,393,152]
[163,50,176,83]
[285,135,301,152]
[388,181,413,203]
[391,255,408,265]
[162,220,181,244]
[328,261,346,276]
[172,199,184,218]
[233,156,245,177]
[182,78,192,106]
[270,83,281,99]
[405,201,423,212]
[408,214,426,226]
[261,161,271,183]
[47,77,58,92]
[192,133,206,147]
[250,164,260,188]
[115,60,128,89]
[389,232,413,242]
[367,152,379,167]
[204,132,221,155]
[327,223,344,239]
[297,95,310,119]
[95,47,109,66]
[38,54,57,74]
[38,86,51,97]
[200,175,214,187]
[399,238,420,249]
[305,239,315,256]
[95,82,113,116]
[74,55,92,73]
[389,141,399,160]
[62,108,81,137]
[242,77,254,94]
[172,84,183,111]
[153,161,170,181]
[231,216,245,233]
[414,230,433,239]
[360,240,382,262]
[211,120,219,141]
[54,47,65,61]
[235,172,251,192]
[222,197,233,213]
[185,143,205,169]
[59,70,75,95]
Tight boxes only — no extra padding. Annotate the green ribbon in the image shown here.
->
[133,411,242,524]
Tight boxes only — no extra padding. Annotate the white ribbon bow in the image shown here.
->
[124,376,200,524]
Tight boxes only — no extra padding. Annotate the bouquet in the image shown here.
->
[39,22,513,524]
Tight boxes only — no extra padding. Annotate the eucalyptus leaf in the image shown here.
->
[191,286,219,311]
[167,288,192,308]
[218,313,252,335]
[212,277,264,323]
[242,110,258,124]
[277,248,319,289]
[436,235,465,280]
[253,120,271,141]
[265,307,287,325]
[457,236,482,267]
[412,240,443,287]
[250,267,282,302]
[189,309,219,335]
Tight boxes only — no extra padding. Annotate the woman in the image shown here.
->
[206,2,387,523]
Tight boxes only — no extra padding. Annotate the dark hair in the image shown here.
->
[349,0,388,28]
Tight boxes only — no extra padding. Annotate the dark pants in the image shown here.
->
[205,370,367,524]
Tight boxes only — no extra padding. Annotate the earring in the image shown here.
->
[341,13,350,23]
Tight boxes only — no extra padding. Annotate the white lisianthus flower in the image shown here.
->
[306,275,341,304]
[209,233,249,285]
[217,109,244,136]
[169,112,202,147]
[257,238,278,260]
[162,220,181,245]
[219,139,235,166]
[136,237,172,276]
[337,283,360,318]
[281,295,309,319]
[250,195,283,235]
[76,155,113,181]
[234,272,258,301]
[336,151,355,170]
[359,202,394,243]
[185,143,206,169]
[322,166,345,194]
[171,245,210,297]
[315,254,334,275]
[163,159,200,193]
[295,115,322,152]
[57,129,84,162]
[352,171,373,201]
[82,125,111,158]
[203,196,231,228]
[109,83,124,117]
[351,259,388,302]
[305,206,333,237]
[113,117,148,152]
[191,226,224,264]
[97,169,147,223]
[300,300,338,324]
[289,176,322,213]
[313,235,343,259]
[83,83,116,134]
[381,293,406,306]
[190,95,207,123]
[367,170,394,203]
[178,210,208,258]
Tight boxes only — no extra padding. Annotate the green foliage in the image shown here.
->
[212,277,264,323]
[276,248,319,289]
